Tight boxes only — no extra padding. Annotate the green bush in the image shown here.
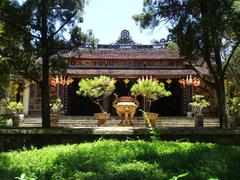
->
[130,77,171,111]
[0,115,7,125]
[76,76,116,113]
[189,95,210,114]
[50,97,63,113]
[0,140,240,180]
[6,101,23,114]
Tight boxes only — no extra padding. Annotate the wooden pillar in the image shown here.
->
[186,85,193,116]
[63,85,68,115]
[23,84,30,115]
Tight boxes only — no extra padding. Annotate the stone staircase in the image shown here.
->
[21,116,220,128]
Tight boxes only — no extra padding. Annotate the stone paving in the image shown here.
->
[21,115,220,128]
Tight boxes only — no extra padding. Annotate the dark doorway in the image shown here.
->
[67,78,100,115]
[67,78,183,116]
[151,79,183,116]
[110,78,134,115]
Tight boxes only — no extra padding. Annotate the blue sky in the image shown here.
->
[81,0,169,44]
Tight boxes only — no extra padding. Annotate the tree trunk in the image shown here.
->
[89,97,105,113]
[40,0,50,128]
[215,77,228,128]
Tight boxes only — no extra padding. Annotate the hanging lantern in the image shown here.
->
[51,75,74,87]
[124,78,130,85]
[166,79,172,84]
[178,79,183,84]
[185,75,193,85]
[179,79,185,87]
[181,75,200,87]
[154,78,159,83]
[192,78,200,87]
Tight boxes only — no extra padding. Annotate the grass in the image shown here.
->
[0,140,240,179]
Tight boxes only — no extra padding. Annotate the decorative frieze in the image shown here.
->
[67,59,183,69]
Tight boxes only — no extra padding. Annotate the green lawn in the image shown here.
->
[0,140,240,180]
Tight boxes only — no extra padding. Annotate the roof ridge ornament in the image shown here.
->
[115,29,135,45]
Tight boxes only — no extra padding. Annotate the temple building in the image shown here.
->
[24,30,217,117]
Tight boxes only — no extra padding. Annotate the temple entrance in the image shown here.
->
[67,78,183,116]
[109,78,143,116]
[109,78,183,116]
[151,79,183,116]
[67,78,100,115]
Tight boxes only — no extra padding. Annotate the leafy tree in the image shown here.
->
[227,47,240,92]
[0,0,87,127]
[189,95,210,115]
[130,76,171,111]
[0,58,10,99]
[134,0,240,128]
[68,27,97,48]
[76,76,116,113]
[0,2,10,100]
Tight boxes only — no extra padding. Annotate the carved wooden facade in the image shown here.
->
[28,30,215,116]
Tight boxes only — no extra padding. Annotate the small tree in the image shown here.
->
[76,76,116,113]
[189,95,210,115]
[133,0,240,128]
[50,97,63,114]
[130,77,171,111]
[6,101,23,115]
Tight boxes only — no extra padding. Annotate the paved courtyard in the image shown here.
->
[21,115,220,128]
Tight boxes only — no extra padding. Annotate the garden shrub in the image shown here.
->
[0,140,240,180]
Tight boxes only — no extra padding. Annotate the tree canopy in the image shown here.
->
[134,0,240,128]
[0,0,92,127]
[77,76,116,113]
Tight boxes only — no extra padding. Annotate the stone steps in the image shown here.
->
[21,117,220,128]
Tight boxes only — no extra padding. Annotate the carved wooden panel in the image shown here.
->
[68,59,183,69]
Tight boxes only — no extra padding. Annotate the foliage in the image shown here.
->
[68,27,97,49]
[76,76,116,112]
[0,0,89,127]
[0,140,240,179]
[50,97,63,114]
[133,0,240,128]
[225,80,240,127]
[169,172,189,180]
[189,95,210,114]
[131,76,171,110]
[228,97,240,114]
[139,109,160,140]
[167,42,179,54]
[0,58,10,99]
[6,101,23,114]
[227,46,240,92]
[227,96,240,127]
[0,115,8,125]
[15,173,36,180]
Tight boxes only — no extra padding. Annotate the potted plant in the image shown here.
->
[50,97,63,127]
[189,95,210,128]
[130,76,171,127]
[76,75,116,125]
[227,96,240,128]
[6,101,23,127]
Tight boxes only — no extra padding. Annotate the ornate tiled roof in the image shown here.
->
[67,69,196,77]
[64,48,182,60]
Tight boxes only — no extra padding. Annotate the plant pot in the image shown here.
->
[144,112,158,127]
[194,114,204,128]
[94,112,110,126]
[12,114,21,127]
[119,96,134,102]
[50,113,59,127]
